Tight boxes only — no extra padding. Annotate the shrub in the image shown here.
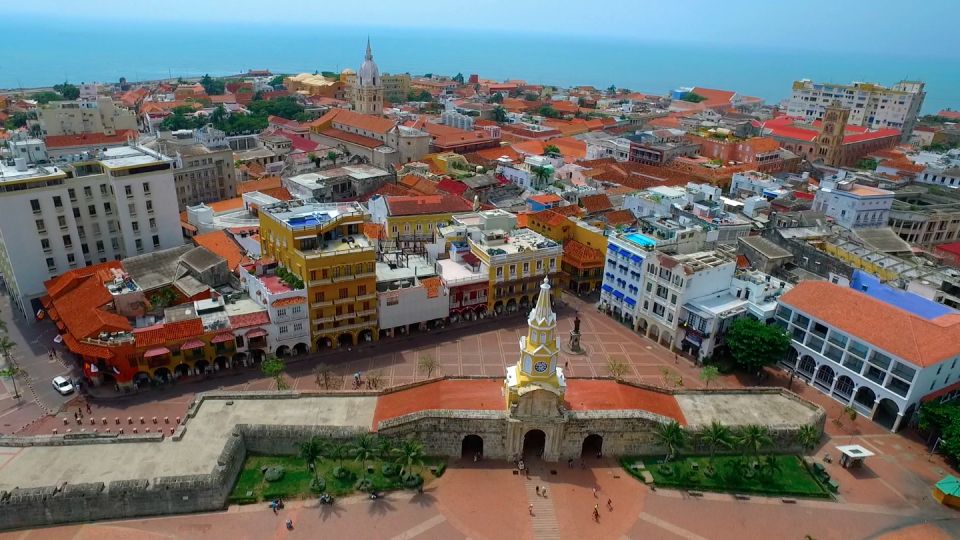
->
[263,467,285,482]
[310,478,326,493]
[228,495,259,505]
[382,463,400,476]
[431,462,447,477]
[354,478,374,492]
[332,466,353,480]
[402,472,423,488]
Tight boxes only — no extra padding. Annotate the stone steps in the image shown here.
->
[525,478,560,540]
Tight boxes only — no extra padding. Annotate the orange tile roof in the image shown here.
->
[530,194,562,204]
[318,127,384,149]
[45,263,132,341]
[237,176,282,194]
[358,183,414,202]
[515,212,529,228]
[313,108,397,135]
[193,230,244,270]
[260,186,294,201]
[580,194,613,214]
[779,281,960,367]
[604,209,636,227]
[272,297,306,308]
[530,209,569,228]
[164,318,205,341]
[421,276,443,298]
[207,197,245,213]
[465,145,520,163]
[384,194,473,216]
[690,87,736,107]
[399,174,440,195]
[45,130,138,149]
[371,379,504,429]
[562,239,604,269]
[553,204,583,218]
[363,222,385,240]
[565,380,686,424]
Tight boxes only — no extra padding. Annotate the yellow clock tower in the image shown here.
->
[505,277,567,408]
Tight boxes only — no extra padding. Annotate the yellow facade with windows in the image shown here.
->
[469,228,562,315]
[259,201,378,350]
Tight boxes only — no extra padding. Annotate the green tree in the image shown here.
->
[795,424,821,454]
[394,438,425,476]
[31,91,62,105]
[699,365,720,388]
[538,105,559,118]
[700,421,733,471]
[200,74,225,95]
[918,401,956,434]
[261,356,288,390]
[326,150,340,165]
[654,421,687,461]
[0,336,20,400]
[736,425,773,461]
[4,112,29,130]
[269,75,286,87]
[758,454,783,479]
[680,92,706,103]
[491,105,508,123]
[724,318,790,373]
[53,82,80,100]
[524,92,539,102]
[834,404,857,426]
[326,440,349,467]
[353,434,376,480]
[298,437,326,480]
[856,158,878,171]
[452,73,465,84]
[530,164,553,187]
[607,84,617,94]
[375,436,396,461]
[247,96,304,120]
[543,144,561,156]
[487,92,504,104]
[417,354,439,379]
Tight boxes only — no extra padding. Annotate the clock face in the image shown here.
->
[534,361,548,373]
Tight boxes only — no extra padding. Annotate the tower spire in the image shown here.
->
[365,36,373,60]
[529,276,555,326]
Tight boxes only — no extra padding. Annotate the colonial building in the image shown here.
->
[353,39,383,115]
[505,277,567,408]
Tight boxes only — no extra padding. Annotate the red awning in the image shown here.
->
[211,333,234,344]
[180,339,205,350]
[144,347,171,358]
[462,252,481,267]
[245,328,268,339]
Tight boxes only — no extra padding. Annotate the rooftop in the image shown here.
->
[262,200,367,230]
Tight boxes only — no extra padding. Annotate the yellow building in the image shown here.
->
[528,209,608,294]
[368,193,474,249]
[469,227,562,315]
[284,73,344,99]
[259,200,378,350]
[505,276,566,407]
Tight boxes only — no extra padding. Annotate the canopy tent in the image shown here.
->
[933,475,960,509]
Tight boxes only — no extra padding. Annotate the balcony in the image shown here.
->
[312,300,333,308]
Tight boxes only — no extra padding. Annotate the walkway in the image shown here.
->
[525,469,560,540]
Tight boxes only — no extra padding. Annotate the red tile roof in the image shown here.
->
[580,194,613,214]
[529,194,562,205]
[44,262,132,341]
[779,281,960,367]
[229,311,271,329]
[565,380,686,424]
[314,108,397,135]
[358,183,414,202]
[193,230,245,271]
[45,130,139,149]
[562,239,604,269]
[318,127,384,149]
[436,178,469,196]
[372,379,504,429]
[604,209,636,227]
[399,174,440,195]
[271,297,305,308]
[530,209,569,228]
[384,194,473,216]
[238,176,282,194]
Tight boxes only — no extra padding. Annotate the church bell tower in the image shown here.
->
[505,277,567,408]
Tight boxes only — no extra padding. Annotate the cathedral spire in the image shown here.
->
[365,37,373,60]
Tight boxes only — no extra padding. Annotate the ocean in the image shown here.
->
[3,17,959,113]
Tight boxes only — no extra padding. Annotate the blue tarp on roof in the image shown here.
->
[851,270,957,320]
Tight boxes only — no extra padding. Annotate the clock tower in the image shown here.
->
[505,277,567,408]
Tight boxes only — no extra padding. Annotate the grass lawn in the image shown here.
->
[229,455,446,504]
[622,455,830,498]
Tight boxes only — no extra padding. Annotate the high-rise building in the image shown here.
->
[258,200,378,350]
[0,144,183,318]
[37,96,139,137]
[786,79,925,142]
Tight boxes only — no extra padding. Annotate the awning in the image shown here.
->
[181,339,205,350]
[684,334,702,346]
[602,284,613,293]
[608,245,619,253]
[211,332,234,344]
[245,328,268,339]
[631,254,643,263]
[144,347,170,358]
[624,296,637,306]
[613,290,625,300]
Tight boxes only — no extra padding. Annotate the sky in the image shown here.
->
[8,0,960,57]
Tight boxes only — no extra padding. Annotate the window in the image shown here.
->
[68,188,76,201]
[96,240,105,253]
[149,218,156,230]
[103,202,112,214]
[58,215,67,229]
[46,258,56,271]
[496,267,503,277]
[152,235,160,248]
[670,294,677,305]
[293,322,303,332]
[339,287,348,299]
[279,326,288,334]
[135,238,143,252]
[652,303,666,317]
[132,221,139,233]
[83,186,92,198]
[62,234,72,247]
[36,219,46,233]
[111,238,120,250]
[67,253,75,264]
[40,239,50,251]
[124,185,133,197]
[143,182,150,194]
[358,285,366,296]
[523,262,529,273]
[277,308,287,317]
[53,196,62,208]
[146,200,153,212]
[100,184,108,196]
[292,305,302,315]
[88,204,97,216]
[73,207,81,218]
[128,202,136,215]
[30,199,41,213]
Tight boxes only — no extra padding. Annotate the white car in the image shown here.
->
[52,376,74,395]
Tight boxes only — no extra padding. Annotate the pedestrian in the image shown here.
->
[541,486,547,498]
[85,402,91,414]
[607,498,613,511]
[535,486,540,496]
[593,487,598,498]
[77,407,83,418]
[528,503,534,516]
[674,352,678,364]
[285,518,293,530]
[564,360,569,371]
[567,458,573,468]
[593,504,600,522]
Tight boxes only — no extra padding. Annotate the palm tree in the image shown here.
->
[530,165,552,188]
[298,437,326,480]
[736,425,774,465]
[353,434,376,479]
[375,436,395,462]
[326,440,349,468]
[491,105,508,123]
[795,425,821,455]
[326,150,339,166]
[0,335,15,358]
[758,454,783,480]
[654,421,687,462]
[394,438,425,477]
[700,421,733,472]
[835,404,857,426]
[0,336,19,400]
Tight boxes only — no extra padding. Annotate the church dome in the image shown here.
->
[341,68,355,75]
[358,38,380,88]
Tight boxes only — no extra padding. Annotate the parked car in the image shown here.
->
[52,376,74,395]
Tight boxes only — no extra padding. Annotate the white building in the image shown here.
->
[679,270,791,361]
[777,278,960,431]
[497,155,560,190]
[0,145,183,319]
[785,79,925,142]
[38,96,139,137]
[812,171,893,229]
[729,171,789,199]
[915,149,960,188]
[237,263,311,356]
[376,255,449,337]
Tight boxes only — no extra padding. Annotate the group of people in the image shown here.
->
[269,499,294,530]
[73,402,91,423]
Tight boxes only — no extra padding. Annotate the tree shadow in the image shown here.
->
[366,496,396,516]
[318,502,345,522]
[410,489,438,508]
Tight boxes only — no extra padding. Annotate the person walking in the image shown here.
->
[528,503,534,516]
[85,402,91,415]
[535,486,540,496]
[592,487,598,498]
[593,504,600,522]
[607,498,613,511]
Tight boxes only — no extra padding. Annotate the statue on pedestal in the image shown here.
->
[568,313,582,353]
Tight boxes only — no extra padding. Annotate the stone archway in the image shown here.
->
[338,333,354,348]
[174,363,191,378]
[814,364,835,391]
[153,367,172,382]
[797,355,816,380]
[581,434,603,458]
[649,325,660,341]
[214,355,228,370]
[523,429,546,459]
[853,386,876,412]
[293,343,309,355]
[462,434,484,459]
[316,337,333,350]
[874,398,900,430]
[833,375,855,401]
[276,345,291,357]
[358,329,373,343]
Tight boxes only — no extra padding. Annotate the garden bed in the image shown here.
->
[621,455,830,499]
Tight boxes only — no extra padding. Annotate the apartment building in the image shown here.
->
[812,171,894,229]
[258,200,377,350]
[38,97,139,137]
[0,145,182,318]
[145,126,238,210]
[368,194,473,249]
[785,79,925,141]
[777,275,960,431]
[889,185,960,247]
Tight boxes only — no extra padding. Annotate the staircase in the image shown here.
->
[524,476,560,540]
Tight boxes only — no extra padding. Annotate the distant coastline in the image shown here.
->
[3,19,958,112]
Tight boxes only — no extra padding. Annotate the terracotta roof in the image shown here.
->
[229,311,271,329]
[238,176,282,194]
[562,239,604,269]
[314,108,397,135]
[271,297,306,307]
[421,277,443,298]
[259,187,294,201]
[436,178,469,196]
[515,212,529,228]
[779,281,960,367]
[384,194,473,216]
[399,174,440,195]
[207,197,245,213]
[580,193,613,214]
[363,222,385,240]
[371,379,504,429]
[193,230,244,271]
[565,380,686,424]
[45,130,138,149]
[690,87,736,107]
[604,209,636,227]
[45,264,132,341]
[529,194,562,205]
[530,209,569,228]
[465,145,520,163]
[318,127,384,149]
[552,204,583,218]
[358,183,414,202]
